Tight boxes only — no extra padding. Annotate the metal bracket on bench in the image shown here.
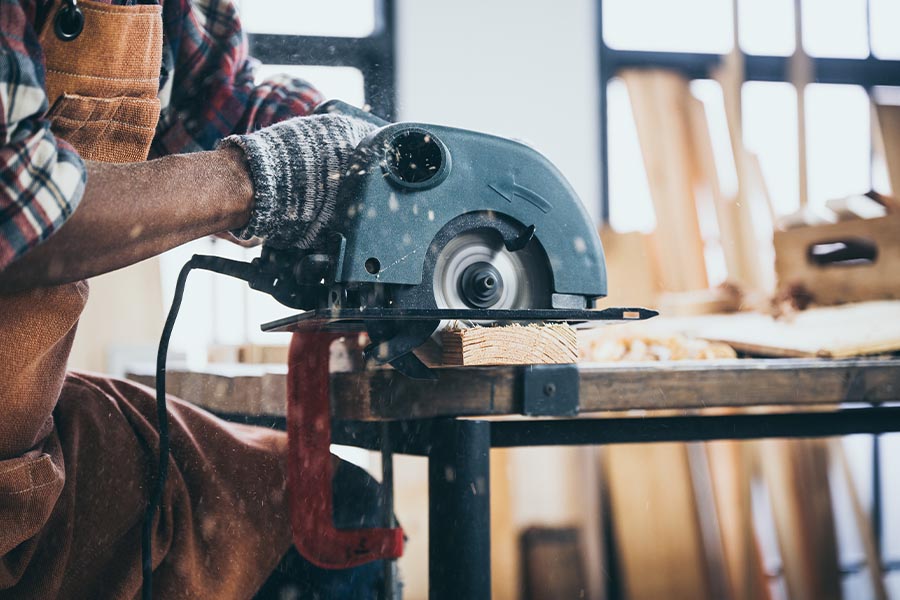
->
[520,364,579,417]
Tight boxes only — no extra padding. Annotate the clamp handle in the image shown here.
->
[286,331,404,569]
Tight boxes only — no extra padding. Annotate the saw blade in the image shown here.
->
[431,230,550,328]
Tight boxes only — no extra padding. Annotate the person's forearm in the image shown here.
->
[0,146,253,293]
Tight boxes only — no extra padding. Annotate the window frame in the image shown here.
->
[247,0,397,119]
[596,0,900,221]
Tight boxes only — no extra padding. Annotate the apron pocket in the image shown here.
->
[48,94,160,163]
[0,451,65,557]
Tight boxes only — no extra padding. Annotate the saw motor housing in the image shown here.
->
[250,105,608,319]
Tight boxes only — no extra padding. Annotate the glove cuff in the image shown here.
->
[218,133,278,242]
[219,114,375,248]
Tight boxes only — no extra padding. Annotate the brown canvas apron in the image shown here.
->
[0,2,291,597]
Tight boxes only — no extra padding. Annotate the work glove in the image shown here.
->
[219,113,377,249]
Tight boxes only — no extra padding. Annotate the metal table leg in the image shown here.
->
[382,421,401,599]
[428,419,492,600]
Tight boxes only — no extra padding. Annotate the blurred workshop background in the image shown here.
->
[70,0,900,598]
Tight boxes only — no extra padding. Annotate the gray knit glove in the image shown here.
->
[220,114,377,248]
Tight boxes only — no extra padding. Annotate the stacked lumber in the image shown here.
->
[612,67,777,313]
[874,102,900,205]
[603,442,714,600]
[589,328,767,600]
[757,439,842,600]
[620,69,709,294]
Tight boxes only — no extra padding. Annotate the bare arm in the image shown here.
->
[0,146,253,293]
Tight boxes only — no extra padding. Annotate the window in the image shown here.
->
[870,0,900,59]
[801,0,869,58]
[738,0,794,56]
[741,81,798,215]
[599,0,900,223]
[235,0,376,38]
[602,0,733,54]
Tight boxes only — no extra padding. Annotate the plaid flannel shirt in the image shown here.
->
[0,0,323,270]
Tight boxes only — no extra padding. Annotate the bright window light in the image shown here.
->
[881,434,900,560]
[606,78,655,233]
[235,0,375,38]
[870,0,900,59]
[690,80,739,199]
[805,83,871,208]
[738,0,795,56]
[255,65,367,107]
[801,0,869,58]
[742,82,799,216]
[603,0,733,54]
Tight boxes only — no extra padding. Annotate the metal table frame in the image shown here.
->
[324,405,900,599]
[165,357,900,599]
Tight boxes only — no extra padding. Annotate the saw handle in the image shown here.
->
[314,99,390,127]
[286,331,404,569]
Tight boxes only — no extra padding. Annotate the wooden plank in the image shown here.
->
[789,0,813,210]
[706,441,770,600]
[520,527,588,600]
[128,357,900,420]
[714,16,777,294]
[757,439,842,600]
[655,286,743,317]
[596,227,661,310]
[686,94,745,286]
[824,194,888,222]
[874,103,900,201]
[686,444,733,600]
[828,440,888,600]
[360,358,900,419]
[681,301,900,358]
[621,69,708,292]
[491,449,519,600]
[604,443,711,600]
[441,323,577,366]
[713,18,758,289]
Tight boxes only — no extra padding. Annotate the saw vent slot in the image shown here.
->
[386,130,444,185]
[806,237,878,267]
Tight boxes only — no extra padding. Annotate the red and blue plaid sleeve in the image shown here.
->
[0,0,87,271]
[150,0,324,158]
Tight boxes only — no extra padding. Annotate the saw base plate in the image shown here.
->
[261,307,658,333]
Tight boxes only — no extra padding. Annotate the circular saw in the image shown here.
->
[210,100,655,378]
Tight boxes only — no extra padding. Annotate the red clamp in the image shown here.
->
[286,330,404,569]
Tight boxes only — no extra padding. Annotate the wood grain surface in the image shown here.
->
[440,323,577,366]
[127,357,900,421]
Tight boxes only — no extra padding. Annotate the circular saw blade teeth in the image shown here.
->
[431,231,550,317]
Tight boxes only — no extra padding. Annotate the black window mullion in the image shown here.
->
[596,0,900,225]
[246,0,396,120]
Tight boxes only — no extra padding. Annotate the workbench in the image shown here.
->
[128,356,900,599]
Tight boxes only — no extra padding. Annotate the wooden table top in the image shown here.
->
[126,356,900,421]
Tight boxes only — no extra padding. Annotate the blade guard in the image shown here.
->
[331,122,608,300]
[287,331,404,568]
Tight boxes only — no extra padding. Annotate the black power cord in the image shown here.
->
[143,254,259,600]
